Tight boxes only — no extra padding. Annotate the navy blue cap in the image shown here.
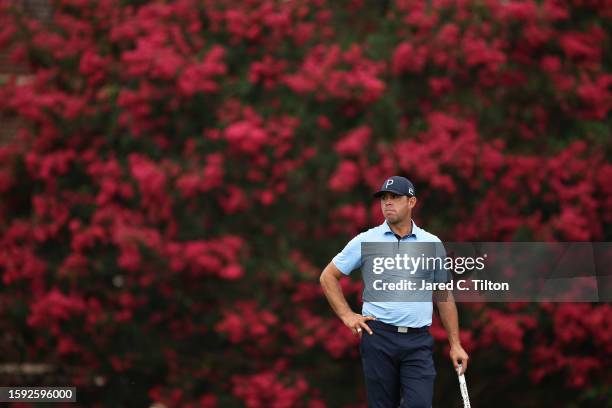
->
[373,176,416,197]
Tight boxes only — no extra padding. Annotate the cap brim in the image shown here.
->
[373,188,409,197]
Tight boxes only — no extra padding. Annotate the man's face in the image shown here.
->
[379,192,416,224]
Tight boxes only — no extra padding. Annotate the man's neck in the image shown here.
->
[388,219,413,238]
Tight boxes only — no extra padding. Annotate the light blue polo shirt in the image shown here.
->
[332,220,448,328]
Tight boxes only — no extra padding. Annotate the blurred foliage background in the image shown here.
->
[0,0,611,406]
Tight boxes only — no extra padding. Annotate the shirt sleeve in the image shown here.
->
[332,233,364,275]
[433,241,451,283]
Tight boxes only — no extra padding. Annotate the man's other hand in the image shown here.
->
[450,344,469,374]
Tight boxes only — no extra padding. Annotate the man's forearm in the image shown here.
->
[320,273,353,319]
[435,290,461,347]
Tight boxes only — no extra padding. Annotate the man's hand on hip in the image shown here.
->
[450,344,469,374]
[341,313,376,337]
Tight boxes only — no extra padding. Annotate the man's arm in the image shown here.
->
[435,290,469,374]
[319,261,375,337]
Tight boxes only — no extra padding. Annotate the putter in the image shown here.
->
[456,363,471,408]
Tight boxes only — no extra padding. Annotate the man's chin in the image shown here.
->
[385,215,399,224]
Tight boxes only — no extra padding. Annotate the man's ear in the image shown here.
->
[408,196,417,209]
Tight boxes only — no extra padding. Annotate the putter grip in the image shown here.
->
[457,364,471,408]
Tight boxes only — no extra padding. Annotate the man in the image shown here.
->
[319,176,469,408]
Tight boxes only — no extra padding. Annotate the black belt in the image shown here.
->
[367,320,429,334]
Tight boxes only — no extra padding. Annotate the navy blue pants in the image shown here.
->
[360,321,435,408]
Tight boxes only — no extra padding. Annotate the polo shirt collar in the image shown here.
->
[382,220,419,239]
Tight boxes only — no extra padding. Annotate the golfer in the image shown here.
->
[320,176,469,408]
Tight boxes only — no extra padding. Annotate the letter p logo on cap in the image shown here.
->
[385,179,394,188]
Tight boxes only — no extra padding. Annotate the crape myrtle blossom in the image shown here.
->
[0,0,610,406]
